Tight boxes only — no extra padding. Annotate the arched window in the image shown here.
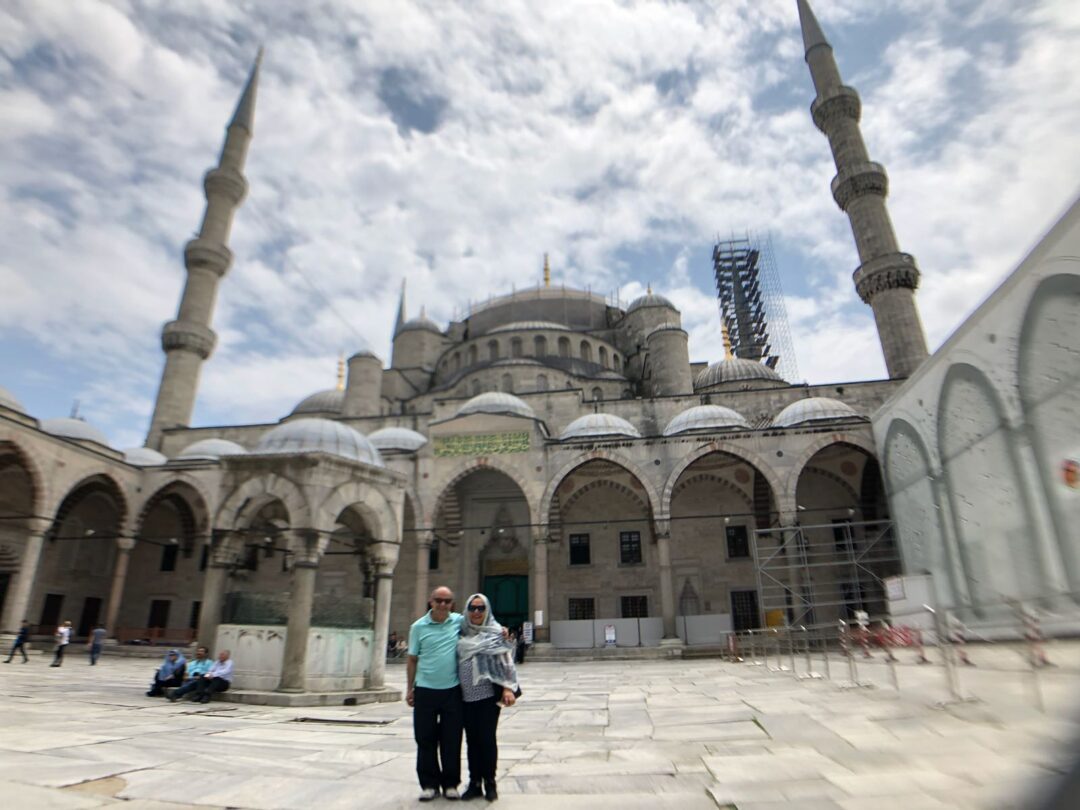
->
[591,387,603,401]
[558,337,571,358]
[471,379,482,396]
[613,352,620,369]
[511,338,523,358]
[467,345,478,365]
[537,374,549,391]
[452,353,461,372]
[501,374,514,393]
[580,341,592,363]
[534,336,547,357]
[599,346,608,367]
[488,340,499,361]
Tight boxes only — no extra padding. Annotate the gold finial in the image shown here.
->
[721,322,732,359]
[647,283,652,294]
[336,352,346,391]
[543,253,551,288]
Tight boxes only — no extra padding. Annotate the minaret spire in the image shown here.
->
[543,253,551,287]
[146,50,263,449]
[799,1,928,377]
[394,279,407,336]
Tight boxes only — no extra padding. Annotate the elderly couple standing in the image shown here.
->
[407,586,520,802]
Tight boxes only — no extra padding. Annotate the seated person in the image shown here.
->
[191,649,234,703]
[146,649,186,697]
[167,646,212,702]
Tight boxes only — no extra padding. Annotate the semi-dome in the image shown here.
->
[291,389,344,416]
[626,291,676,314]
[486,321,570,334]
[694,357,784,389]
[41,417,111,447]
[368,427,428,453]
[773,397,862,428]
[663,405,751,436]
[177,438,248,460]
[456,392,536,419]
[255,418,383,466]
[397,315,442,335]
[560,413,641,440]
[124,447,168,467]
[0,385,26,414]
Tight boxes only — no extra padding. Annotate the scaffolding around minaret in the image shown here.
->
[712,233,798,383]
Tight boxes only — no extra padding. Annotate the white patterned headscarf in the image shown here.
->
[457,593,519,691]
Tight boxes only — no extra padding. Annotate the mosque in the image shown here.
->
[8,2,1068,696]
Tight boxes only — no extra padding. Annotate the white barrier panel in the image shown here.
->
[550,619,594,648]
[677,614,733,645]
[549,618,665,648]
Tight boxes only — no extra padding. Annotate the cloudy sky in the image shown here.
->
[1,0,1078,449]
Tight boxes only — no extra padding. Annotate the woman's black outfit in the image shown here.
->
[459,656,501,799]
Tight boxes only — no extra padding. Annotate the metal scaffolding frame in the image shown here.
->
[751,519,902,629]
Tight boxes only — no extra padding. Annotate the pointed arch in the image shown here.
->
[318,480,399,543]
[541,449,661,530]
[662,441,784,518]
[0,433,47,519]
[781,432,878,509]
[427,457,536,529]
[50,473,129,534]
[215,474,311,531]
[135,479,212,537]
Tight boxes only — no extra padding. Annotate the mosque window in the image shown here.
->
[428,539,440,570]
[511,338,523,358]
[452,353,461,371]
[472,379,482,396]
[725,525,750,559]
[580,341,592,363]
[569,534,591,565]
[199,545,208,571]
[468,345,478,365]
[613,353,620,368]
[599,346,608,367]
[160,544,178,572]
[558,337,570,357]
[619,531,643,565]
[591,387,603,402]
[537,374,549,391]
[568,597,595,620]
[620,595,648,618]
[534,335,547,356]
[488,340,499,361]
[501,374,513,393]
[189,601,201,630]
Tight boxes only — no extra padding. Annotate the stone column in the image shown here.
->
[1011,429,1070,600]
[654,519,681,645]
[1,519,50,634]
[531,532,550,644]
[196,531,234,649]
[278,531,323,693]
[414,532,433,618]
[103,537,136,636]
[367,540,400,689]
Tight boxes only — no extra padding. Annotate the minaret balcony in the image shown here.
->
[161,320,217,359]
[853,253,920,304]
[831,161,888,211]
[811,85,861,132]
[204,167,248,205]
[184,238,233,277]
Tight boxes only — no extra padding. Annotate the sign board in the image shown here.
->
[534,610,544,627]
[885,576,905,602]
[854,610,869,629]
[522,622,534,644]
[604,624,616,646]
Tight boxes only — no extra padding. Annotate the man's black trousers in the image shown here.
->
[413,686,463,790]
[463,695,502,784]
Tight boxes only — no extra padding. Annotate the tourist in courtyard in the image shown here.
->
[166,645,213,701]
[407,585,465,802]
[188,648,234,703]
[50,620,72,667]
[146,649,186,696]
[4,620,30,663]
[87,623,107,665]
[457,593,519,802]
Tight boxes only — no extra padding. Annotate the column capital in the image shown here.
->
[532,532,552,546]
[653,518,672,540]
[287,529,327,567]
[115,537,136,553]
[369,540,401,572]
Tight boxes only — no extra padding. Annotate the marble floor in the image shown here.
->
[1,641,1078,809]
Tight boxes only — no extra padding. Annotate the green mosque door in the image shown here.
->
[484,575,528,630]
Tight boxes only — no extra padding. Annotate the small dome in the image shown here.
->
[456,392,536,419]
[626,292,676,314]
[397,315,442,335]
[177,438,248,460]
[561,413,641,440]
[0,385,27,414]
[368,427,428,453]
[663,405,751,436]
[773,397,862,428]
[349,349,381,362]
[695,358,784,389]
[646,323,686,339]
[124,447,168,467]
[255,418,382,466]
[291,389,344,416]
[486,321,570,334]
[41,417,111,447]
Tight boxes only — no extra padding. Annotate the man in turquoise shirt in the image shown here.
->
[407,585,464,801]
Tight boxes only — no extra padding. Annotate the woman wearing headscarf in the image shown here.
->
[457,593,519,802]
[146,649,186,697]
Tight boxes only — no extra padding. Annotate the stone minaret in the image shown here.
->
[798,0,929,378]
[146,51,262,449]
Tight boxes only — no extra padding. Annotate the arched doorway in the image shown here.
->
[318,505,379,628]
[0,442,38,630]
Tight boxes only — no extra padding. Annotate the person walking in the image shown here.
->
[407,586,465,802]
[50,621,72,667]
[4,620,31,663]
[458,594,519,802]
[87,623,107,665]
[146,649,187,696]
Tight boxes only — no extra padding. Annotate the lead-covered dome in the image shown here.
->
[456,392,535,419]
[290,389,344,416]
[41,417,111,447]
[368,427,428,453]
[124,447,168,466]
[626,291,676,314]
[255,418,383,466]
[0,385,26,414]
[177,438,248,460]
[561,413,641,440]
[773,397,861,428]
[663,405,751,436]
[486,321,570,334]
[694,358,784,389]
[397,315,442,335]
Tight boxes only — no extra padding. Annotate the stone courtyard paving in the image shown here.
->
[1,643,1079,809]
